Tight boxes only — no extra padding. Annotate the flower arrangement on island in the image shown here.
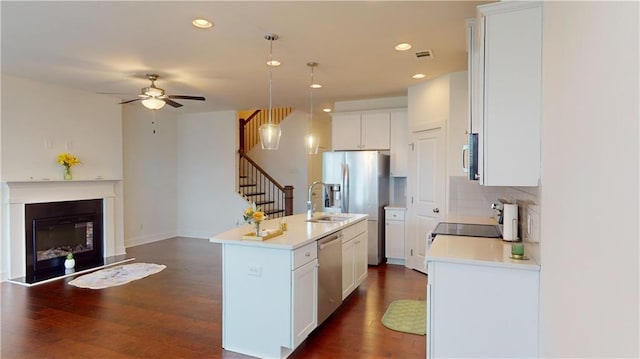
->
[57,152,81,180]
[243,202,267,236]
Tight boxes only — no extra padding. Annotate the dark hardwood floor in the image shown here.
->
[1,237,427,358]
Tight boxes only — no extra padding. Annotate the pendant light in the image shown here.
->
[259,33,282,150]
[304,62,320,154]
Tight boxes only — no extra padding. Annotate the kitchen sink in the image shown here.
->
[306,215,355,223]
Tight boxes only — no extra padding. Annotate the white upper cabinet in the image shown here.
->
[332,111,391,150]
[473,2,542,186]
[389,110,408,177]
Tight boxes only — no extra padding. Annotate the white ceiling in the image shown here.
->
[1,1,492,114]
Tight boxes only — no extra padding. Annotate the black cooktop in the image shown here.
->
[431,222,502,238]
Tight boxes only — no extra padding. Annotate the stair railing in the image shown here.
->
[238,150,294,219]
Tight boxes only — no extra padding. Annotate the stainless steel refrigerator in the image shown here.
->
[322,151,389,265]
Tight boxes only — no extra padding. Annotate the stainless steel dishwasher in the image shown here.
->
[317,231,343,325]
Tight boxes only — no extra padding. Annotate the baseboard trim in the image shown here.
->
[126,232,177,248]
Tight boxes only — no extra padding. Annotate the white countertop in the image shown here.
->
[209,212,368,250]
[427,235,540,271]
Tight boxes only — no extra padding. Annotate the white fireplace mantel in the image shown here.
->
[1,179,125,281]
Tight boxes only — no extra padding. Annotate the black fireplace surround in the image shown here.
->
[25,199,103,283]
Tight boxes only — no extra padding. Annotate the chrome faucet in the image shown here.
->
[307,181,325,220]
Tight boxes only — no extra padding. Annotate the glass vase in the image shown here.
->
[255,222,261,237]
[63,166,72,180]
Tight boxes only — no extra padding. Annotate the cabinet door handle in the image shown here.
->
[305,252,311,257]
[462,144,469,173]
[433,208,440,214]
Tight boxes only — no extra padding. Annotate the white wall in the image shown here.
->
[249,110,310,214]
[540,2,639,357]
[1,75,122,180]
[408,74,451,131]
[177,111,247,238]
[122,106,178,246]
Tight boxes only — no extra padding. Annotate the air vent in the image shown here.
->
[415,49,434,59]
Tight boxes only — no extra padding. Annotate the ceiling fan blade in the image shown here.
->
[164,98,183,108]
[167,95,206,101]
[119,98,142,104]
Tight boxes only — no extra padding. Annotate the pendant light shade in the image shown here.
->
[259,33,282,150]
[305,62,320,154]
[304,133,319,154]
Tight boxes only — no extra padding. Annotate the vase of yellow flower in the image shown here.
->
[57,153,81,180]
[243,202,267,236]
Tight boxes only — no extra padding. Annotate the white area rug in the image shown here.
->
[68,262,166,289]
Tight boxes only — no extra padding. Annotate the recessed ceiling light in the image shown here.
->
[266,60,281,67]
[395,43,412,51]
[310,84,322,89]
[323,108,332,113]
[192,18,213,29]
[412,73,426,79]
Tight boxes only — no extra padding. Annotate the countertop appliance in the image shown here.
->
[322,151,389,265]
[430,222,502,240]
[317,231,343,325]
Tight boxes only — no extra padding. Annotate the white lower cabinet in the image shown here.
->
[342,220,368,300]
[427,260,540,358]
[341,237,355,299]
[384,207,406,264]
[292,258,318,348]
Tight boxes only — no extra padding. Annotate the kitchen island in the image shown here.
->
[426,234,540,358]
[210,213,368,359]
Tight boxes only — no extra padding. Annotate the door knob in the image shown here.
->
[433,208,440,213]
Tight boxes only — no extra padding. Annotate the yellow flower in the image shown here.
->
[243,202,267,224]
[253,211,265,222]
[57,153,81,167]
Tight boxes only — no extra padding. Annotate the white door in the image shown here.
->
[407,126,446,273]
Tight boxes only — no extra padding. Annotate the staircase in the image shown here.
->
[238,108,294,219]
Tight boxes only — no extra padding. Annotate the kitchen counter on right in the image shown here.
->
[427,234,540,270]
[426,220,540,358]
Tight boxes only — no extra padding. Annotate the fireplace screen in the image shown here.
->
[35,217,94,261]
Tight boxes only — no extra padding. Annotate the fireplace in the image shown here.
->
[25,199,104,283]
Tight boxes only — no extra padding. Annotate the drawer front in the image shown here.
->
[385,209,405,221]
[293,242,318,269]
[342,220,368,243]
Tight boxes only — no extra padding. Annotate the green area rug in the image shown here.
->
[381,299,427,335]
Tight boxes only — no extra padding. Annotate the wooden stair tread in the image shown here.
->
[265,209,285,215]
[243,192,265,197]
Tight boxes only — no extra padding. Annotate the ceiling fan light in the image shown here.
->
[304,133,319,154]
[259,122,281,150]
[141,97,166,110]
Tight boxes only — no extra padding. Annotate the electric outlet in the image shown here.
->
[248,265,262,277]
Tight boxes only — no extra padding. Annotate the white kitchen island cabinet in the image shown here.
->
[426,235,540,359]
[341,219,368,300]
[210,213,368,359]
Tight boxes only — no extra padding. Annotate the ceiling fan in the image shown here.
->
[119,73,205,109]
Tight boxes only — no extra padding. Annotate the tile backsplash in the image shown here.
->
[448,176,540,263]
